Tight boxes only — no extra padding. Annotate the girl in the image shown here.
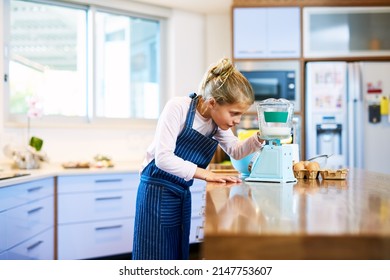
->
[132,58,265,260]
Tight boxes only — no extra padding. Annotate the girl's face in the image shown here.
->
[209,100,251,130]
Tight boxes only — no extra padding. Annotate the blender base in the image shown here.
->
[245,177,297,183]
[245,145,297,184]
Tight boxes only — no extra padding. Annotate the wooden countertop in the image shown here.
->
[202,168,390,259]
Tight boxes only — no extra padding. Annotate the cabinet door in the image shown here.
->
[267,8,300,58]
[190,179,205,244]
[233,7,300,58]
[234,8,267,58]
[304,7,390,57]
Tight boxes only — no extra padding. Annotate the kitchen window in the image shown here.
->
[3,0,164,124]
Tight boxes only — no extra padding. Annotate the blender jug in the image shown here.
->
[257,98,294,141]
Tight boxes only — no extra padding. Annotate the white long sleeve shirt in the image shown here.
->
[141,96,262,181]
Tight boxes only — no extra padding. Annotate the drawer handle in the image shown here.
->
[94,179,122,183]
[27,240,43,251]
[27,186,43,193]
[27,206,43,215]
[95,225,123,231]
[95,196,122,201]
[199,206,205,216]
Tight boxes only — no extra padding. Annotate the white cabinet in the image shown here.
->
[7,228,54,260]
[233,7,300,59]
[0,178,55,260]
[190,179,205,243]
[303,7,390,58]
[57,173,139,259]
[6,196,54,250]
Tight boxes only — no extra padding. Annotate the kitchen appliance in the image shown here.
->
[240,70,296,101]
[235,60,301,112]
[246,98,297,183]
[305,62,390,174]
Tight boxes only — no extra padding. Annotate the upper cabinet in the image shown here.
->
[233,7,301,59]
[303,7,390,58]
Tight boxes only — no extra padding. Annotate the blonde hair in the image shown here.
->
[198,58,254,105]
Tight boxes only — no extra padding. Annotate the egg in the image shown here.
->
[293,162,305,171]
[306,161,320,171]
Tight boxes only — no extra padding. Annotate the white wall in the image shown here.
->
[0,1,231,166]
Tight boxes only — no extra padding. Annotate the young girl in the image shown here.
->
[132,58,265,260]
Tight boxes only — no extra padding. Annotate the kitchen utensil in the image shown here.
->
[307,154,333,168]
[230,152,256,177]
[246,98,297,183]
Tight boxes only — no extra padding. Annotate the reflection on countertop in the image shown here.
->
[203,168,390,259]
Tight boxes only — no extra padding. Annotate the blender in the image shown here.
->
[246,98,297,183]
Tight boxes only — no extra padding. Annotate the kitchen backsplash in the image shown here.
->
[0,126,156,167]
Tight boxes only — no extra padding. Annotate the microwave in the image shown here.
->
[241,70,296,101]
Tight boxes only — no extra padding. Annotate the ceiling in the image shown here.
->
[132,0,233,14]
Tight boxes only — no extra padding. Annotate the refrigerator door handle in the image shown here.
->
[354,63,364,168]
[348,62,364,169]
[347,63,355,168]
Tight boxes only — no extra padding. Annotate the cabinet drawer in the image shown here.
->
[190,216,204,244]
[0,211,5,253]
[7,228,54,260]
[58,218,134,260]
[57,173,139,193]
[0,178,54,211]
[58,189,137,223]
[6,196,54,249]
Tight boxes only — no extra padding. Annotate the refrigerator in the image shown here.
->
[305,61,390,174]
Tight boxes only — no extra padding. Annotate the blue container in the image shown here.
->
[230,153,256,177]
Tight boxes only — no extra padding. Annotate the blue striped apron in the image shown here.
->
[132,93,218,260]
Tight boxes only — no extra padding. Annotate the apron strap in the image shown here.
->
[184,93,199,129]
[187,92,219,138]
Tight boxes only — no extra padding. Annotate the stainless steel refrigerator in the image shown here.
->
[305,61,390,174]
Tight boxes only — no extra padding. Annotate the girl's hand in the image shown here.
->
[205,172,242,183]
[195,167,242,183]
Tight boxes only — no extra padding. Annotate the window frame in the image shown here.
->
[2,0,168,128]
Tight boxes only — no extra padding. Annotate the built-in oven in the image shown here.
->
[240,70,296,101]
[235,61,300,112]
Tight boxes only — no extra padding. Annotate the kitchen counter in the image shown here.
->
[202,168,390,259]
[0,161,141,188]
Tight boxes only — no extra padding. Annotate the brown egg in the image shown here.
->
[293,162,305,171]
[306,161,320,171]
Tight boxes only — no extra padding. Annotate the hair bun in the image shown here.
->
[211,58,233,76]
